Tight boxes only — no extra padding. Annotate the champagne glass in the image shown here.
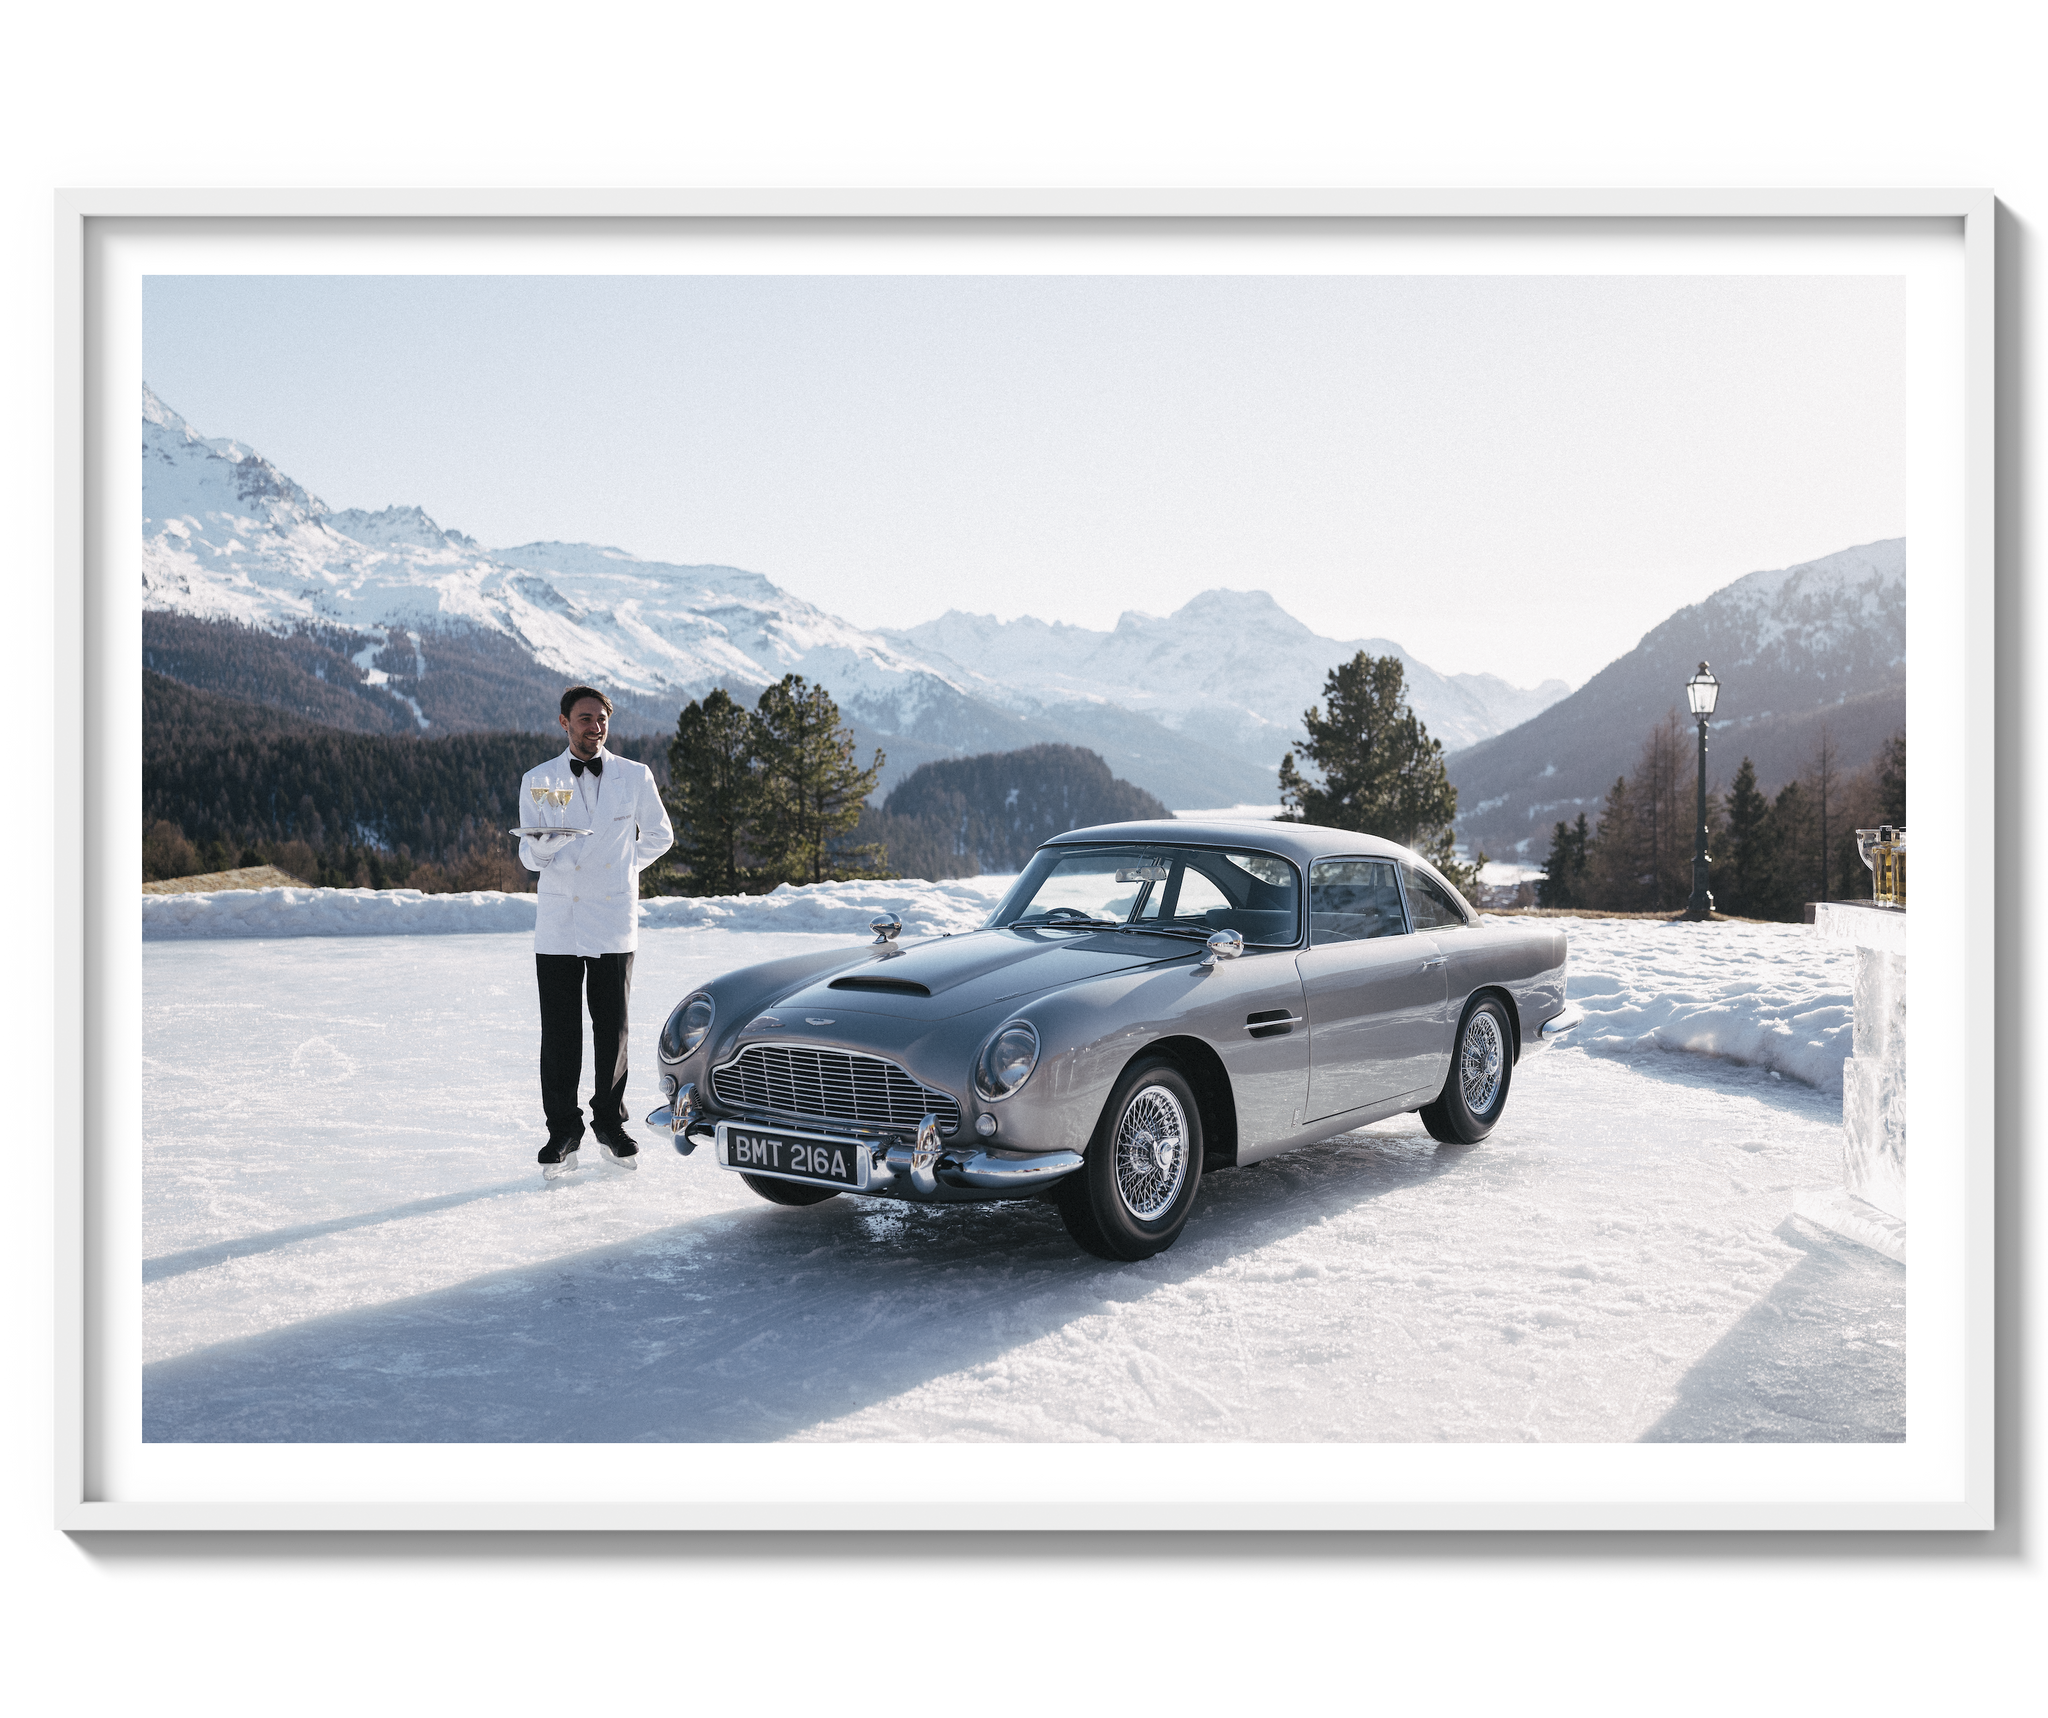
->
[528,783,549,828]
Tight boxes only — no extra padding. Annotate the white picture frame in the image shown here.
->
[51,188,1998,1531]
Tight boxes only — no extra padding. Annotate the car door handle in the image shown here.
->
[1245,1010,1303,1038]
[1419,955,1447,971]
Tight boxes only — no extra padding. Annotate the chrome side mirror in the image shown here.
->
[870,912,903,945]
[1200,929,1244,969]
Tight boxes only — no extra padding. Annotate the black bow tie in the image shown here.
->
[570,754,603,777]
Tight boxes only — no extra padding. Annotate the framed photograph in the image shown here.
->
[60,189,1993,1529]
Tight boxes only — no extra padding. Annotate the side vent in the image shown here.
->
[1245,1007,1299,1040]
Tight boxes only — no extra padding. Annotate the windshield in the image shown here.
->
[991,843,1302,947]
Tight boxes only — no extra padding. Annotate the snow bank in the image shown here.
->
[1538,915,1854,1093]
[143,879,1853,1094]
[141,874,1018,943]
[642,875,1014,937]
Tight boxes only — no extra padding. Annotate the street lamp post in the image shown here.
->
[1684,661,1719,921]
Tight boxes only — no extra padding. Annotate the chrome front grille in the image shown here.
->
[710,1044,962,1137]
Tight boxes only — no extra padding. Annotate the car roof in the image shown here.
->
[1046,818,1417,866]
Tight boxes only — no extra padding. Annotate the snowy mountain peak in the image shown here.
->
[1166,587,1298,626]
[142,382,257,465]
[891,587,1564,760]
[328,505,479,554]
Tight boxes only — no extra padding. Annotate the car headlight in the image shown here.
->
[975,1020,1040,1100]
[661,994,715,1061]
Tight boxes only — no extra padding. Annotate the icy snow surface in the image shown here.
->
[141,908,1898,1443]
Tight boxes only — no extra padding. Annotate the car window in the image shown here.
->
[996,843,1300,945]
[1169,867,1231,919]
[1014,850,1146,921]
[1401,863,1470,929]
[1309,858,1405,944]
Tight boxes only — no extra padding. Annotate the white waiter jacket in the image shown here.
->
[517,747,674,956]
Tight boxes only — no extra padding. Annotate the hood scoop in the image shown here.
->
[829,975,934,997]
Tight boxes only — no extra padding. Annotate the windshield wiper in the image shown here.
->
[1012,911,1121,929]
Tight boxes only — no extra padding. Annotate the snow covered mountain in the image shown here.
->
[1447,538,1907,858]
[144,385,956,720]
[141,384,1558,804]
[885,591,1569,767]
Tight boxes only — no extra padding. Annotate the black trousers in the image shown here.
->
[536,952,634,1139]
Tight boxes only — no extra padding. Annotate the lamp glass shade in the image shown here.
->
[1685,662,1720,717]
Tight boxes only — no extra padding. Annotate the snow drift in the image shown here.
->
[1538,915,1854,1093]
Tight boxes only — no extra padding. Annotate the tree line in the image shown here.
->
[142,671,667,890]
[1537,717,1905,919]
[145,662,1182,894]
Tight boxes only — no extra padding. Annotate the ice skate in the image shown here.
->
[593,1125,640,1171]
[539,1135,583,1181]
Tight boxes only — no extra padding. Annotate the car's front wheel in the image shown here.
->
[1058,1058,1204,1260]
[1419,994,1514,1144]
[740,1172,840,1207]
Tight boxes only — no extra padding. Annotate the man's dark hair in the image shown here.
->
[560,685,613,719]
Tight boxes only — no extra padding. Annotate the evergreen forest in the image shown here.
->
[144,669,1173,894]
[1536,718,1905,920]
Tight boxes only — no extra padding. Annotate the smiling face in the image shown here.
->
[559,696,610,759]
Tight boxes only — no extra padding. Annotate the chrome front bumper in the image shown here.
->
[647,1086,1082,1202]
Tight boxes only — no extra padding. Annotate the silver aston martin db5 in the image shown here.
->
[649,819,1570,1260]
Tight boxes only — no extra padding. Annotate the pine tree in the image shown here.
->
[1760,779,1810,922]
[1876,729,1906,824]
[1585,774,1644,909]
[664,686,767,896]
[1277,651,1477,893]
[1805,724,1841,905]
[1536,812,1590,909]
[1720,756,1769,918]
[753,675,889,885]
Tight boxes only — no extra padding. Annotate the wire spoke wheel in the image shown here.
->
[1458,1007,1505,1114]
[1113,1084,1189,1220]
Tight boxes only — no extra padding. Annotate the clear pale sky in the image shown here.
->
[143,273,1903,690]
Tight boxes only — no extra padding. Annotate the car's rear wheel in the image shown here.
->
[1419,994,1514,1144]
[740,1172,840,1207]
[1058,1058,1204,1260]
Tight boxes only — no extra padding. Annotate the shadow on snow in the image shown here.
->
[143,1180,538,1285]
[143,1125,1479,1444]
[1639,1217,1906,1443]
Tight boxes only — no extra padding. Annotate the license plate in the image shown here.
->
[715,1122,869,1191]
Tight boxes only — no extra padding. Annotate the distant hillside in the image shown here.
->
[143,672,670,869]
[871,743,1170,875]
[140,678,1160,888]
[1448,539,1905,858]
[143,610,682,737]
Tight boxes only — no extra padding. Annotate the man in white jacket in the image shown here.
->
[518,686,675,1180]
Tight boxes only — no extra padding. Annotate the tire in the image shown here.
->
[1057,1059,1204,1261]
[740,1172,840,1207]
[1419,994,1514,1145]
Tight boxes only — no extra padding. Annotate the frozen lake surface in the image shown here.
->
[141,905,1901,1443]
